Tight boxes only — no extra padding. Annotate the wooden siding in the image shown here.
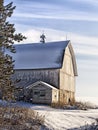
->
[59,46,75,104]
[59,90,75,104]
[52,89,58,103]
[24,83,58,104]
[12,69,59,88]
[60,46,75,92]
[31,84,52,104]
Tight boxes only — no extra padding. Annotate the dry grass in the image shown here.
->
[51,102,66,108]
[51,101,97,110]
[74,101,97,110]
[0,105,44,130]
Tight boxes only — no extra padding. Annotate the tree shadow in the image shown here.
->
[68,123,98,130]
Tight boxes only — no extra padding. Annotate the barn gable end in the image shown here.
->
[59,41,77,104]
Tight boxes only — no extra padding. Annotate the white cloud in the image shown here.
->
[70,33,98,56]
[71,0,98,6]
[20,28,67,43]
[70,33,98,45]
[18,28,98,57]
[13,10,98,22]
[21,29,41,43]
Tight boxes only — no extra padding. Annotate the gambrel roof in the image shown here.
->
[10,40,78,76]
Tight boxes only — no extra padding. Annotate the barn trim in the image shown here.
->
[68,42,78,76]
[26,81,58,90]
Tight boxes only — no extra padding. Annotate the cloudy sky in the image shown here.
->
[5,0,98,97]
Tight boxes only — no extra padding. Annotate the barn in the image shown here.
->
[12,40,78,104]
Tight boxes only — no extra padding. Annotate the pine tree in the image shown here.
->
[0,1,26,101]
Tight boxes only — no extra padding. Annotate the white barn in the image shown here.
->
[12,40,78,104]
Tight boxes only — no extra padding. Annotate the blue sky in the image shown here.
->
[5,0,98,97]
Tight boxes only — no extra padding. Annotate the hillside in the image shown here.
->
[15,101,98,130]
[0,100,98,130]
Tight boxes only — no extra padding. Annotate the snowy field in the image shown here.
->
[0,97,98,130]
[13,101,98,130]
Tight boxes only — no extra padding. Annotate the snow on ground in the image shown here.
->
[14,101,98,130]
[0,100,98,130]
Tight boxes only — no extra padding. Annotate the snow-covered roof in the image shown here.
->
[26,81,58,90]
[12,41,70,70]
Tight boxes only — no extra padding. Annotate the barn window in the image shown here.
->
[40,90,45,97]
[34,91,40,95]
[33,90,45,97]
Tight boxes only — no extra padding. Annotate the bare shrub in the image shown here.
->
[74,101,88,110]
[51,101,97,110]
[0,106,44,130]
[51,101,76,109]
[75,101,97,110]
